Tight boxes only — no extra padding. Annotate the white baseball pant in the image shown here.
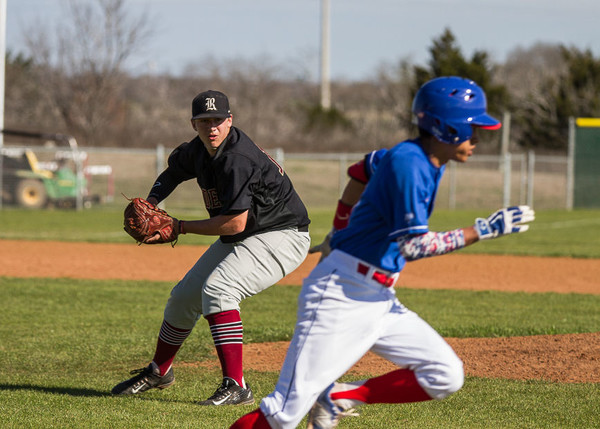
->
[260,249,464,429]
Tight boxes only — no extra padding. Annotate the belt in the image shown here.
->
[297,225,309,232]
[357,262,396,287]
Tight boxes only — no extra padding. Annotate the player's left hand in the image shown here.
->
[308,228,336,262]
[474,205,535,240]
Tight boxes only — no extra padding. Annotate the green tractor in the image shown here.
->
[1,148,84,208]
[1,129,98,209]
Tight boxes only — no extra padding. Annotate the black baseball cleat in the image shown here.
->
[197,377,254,406]
[111,363,175,395]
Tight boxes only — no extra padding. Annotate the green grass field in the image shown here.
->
[0,208,599,428]
[1,207,599,257]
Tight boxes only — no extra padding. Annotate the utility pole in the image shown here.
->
[0,0,7,148]
[0,0,6,210]
[320,0,331,109]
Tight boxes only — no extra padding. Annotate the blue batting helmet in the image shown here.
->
[412,76,501,144]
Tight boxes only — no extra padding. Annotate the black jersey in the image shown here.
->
[148,127,310,243]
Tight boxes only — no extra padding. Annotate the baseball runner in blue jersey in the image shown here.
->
[309,149,388,262]
[112,90,311,405]
[231,77,534,428]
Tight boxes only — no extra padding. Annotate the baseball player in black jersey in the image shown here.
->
[112,90,311,405]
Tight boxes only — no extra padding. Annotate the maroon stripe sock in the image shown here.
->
[205,310,244,387]
[152,320,191,376]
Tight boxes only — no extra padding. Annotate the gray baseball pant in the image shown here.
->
[163,227,310,329]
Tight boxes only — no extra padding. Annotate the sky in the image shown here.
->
[4,0,600,82]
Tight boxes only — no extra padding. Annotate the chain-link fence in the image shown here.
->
[1,144,569,213]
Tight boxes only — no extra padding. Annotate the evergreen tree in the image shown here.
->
[412,28,509,126]
[518,47,600,151]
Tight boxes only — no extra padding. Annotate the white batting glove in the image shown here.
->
[474,205,535,240]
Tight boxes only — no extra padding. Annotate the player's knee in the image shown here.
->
[201,283,241,315]
[163,282,204,327]
[417,358,464,400]
[441,362,464,397]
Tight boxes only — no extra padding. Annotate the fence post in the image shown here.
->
[526,150,535,207]
[448,161,456,210]
[272,148,284,169]
[74,149,84,211]
[566,117,575,211]
[64,135,84,211]
[503,152,512,207]
[0,147,3,210]
[156,144,165,209]
[339,154,348,197]
[519,153,527,205]
[500,112,511,170]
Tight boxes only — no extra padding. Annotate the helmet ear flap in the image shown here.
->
[417,112,472,144]
[446,125,458,139]
[445,121,473,144]
[415,111,444,141]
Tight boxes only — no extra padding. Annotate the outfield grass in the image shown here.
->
[0,208,599,428]
[1,207,599,257]
[0,279,599,428]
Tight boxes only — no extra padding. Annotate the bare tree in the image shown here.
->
[499,43,566,117]
[22,0,153,146]
[371,58,414,141]
[498,43,567,152]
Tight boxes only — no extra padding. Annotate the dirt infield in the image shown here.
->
[1,239,599,383]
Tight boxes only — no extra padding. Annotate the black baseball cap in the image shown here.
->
[191,90,231,119]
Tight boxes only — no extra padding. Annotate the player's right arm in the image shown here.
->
[147,169,182,205]
[147,142,196,205]
[398,229,468,261]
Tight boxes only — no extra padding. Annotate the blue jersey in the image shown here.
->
[364,149,388,179]
[330,138,445,273]
[348,149,388,184]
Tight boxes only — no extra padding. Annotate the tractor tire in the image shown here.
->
[15,179,48,209]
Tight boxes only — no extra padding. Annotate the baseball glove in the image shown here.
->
[123,197,179,246]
